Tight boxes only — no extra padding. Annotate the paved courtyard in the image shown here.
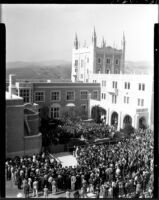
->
[53,152,78,167]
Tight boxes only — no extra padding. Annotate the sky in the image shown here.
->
[2,4,158,63]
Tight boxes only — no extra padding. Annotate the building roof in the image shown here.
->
[6,91,23,100]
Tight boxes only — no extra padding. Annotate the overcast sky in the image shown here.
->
[2,4,158,63]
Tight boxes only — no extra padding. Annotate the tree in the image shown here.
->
[61,106,87,123]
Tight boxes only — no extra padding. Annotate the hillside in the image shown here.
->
[6,60,153,81]
[6,61,72,81]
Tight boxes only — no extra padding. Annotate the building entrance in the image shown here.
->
[111,112,118,128]
[123,115,132,128]
[139,117,147,129]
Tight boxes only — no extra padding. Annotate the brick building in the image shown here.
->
[8,76,101,119]
[6,76,42,158]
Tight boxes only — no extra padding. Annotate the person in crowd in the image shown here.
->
[23,182,30,198]
[43,185,48,198]
[6,128,153,198]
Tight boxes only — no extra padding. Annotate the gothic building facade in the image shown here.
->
[71,28,126,82]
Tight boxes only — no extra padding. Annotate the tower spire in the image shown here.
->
[74,33,79,49]
[102,36,105,47]
[92,26,97,47]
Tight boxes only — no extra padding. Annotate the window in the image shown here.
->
[98,58,101,63]
[87,57,89,63]
[102,93,106,100]
[93,80,97,83]
[141,99,144,106]
[93,91,98,99]
[106,69,110,74]
[66,91,75,101]
[142,84,145,91]
[127,97,129,104]
[50,107,60,119]
[81,74,83,79]
[112,81,117,89]
[20,89,30,103]
[75,68,78,72]
[128,82,130,89]
[112,95,117,104]
[125,82,130,89]
[81,91,88,100]
[114,69,119,74]
[102,80,106,87]
[138,98,144,106]
[106,58,111,64]
[75,60,78,66]
[115,59,119,65]
[34,91,45,102]
[124,96,129,104]
[139,83,145,91]
[51,91,60,101]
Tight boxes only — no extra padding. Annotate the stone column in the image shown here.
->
[109,110,112,125]
[88,93,91,119]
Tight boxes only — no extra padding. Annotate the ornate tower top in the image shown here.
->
[92,27,97,47]
[74,33,79,49]
[101,36,106,47]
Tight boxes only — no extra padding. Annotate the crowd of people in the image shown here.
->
[40,119,118,147]
[6,128,154,198]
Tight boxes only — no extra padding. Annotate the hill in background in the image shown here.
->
[6,60,153,81]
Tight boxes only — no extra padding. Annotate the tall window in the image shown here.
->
[124,96,130,104]
[34,91,45,102]
[139,83,145,91]
[51,91,60,101]
[112,81,117,89]
[66,91,75,101]
[81,91,88,100]
[102,80,106,87]
[106,69,110,74]
[115,59,119,65]
[102,93,106,100]
[106,58,111,64]
[20,89,30,103]
[87,57,89,63]
[138,98,144,106]
[93,91,98,100]
[112,95,117,104]
[75,60,78,66]
[50,107,60,119]
[142,84,145,91]
[125,82,130,89]
[98,58,101,63]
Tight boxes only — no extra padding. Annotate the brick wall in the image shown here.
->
[6,102,24,154]
[24,133,42,155]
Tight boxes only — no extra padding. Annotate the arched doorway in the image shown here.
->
[139,117,147,129]
[111,112,118,128]
[123,115,132,128]
[91,106,106,123]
